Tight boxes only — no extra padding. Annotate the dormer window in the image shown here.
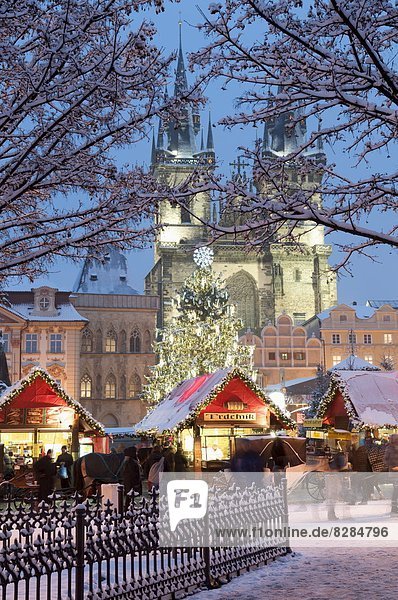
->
[39,297,50,311]
[90,274,98,281]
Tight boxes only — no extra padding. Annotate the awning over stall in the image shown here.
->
[0,367,104,434]
[317,370,398,429]
[134,368,295,435]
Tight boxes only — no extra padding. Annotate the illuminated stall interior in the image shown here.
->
[0,367,105,468]
[315,370,398,450]
[134,368,294,471]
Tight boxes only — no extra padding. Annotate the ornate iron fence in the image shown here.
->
[0,479,290,600]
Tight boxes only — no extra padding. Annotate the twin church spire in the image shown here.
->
[151,22,215,167]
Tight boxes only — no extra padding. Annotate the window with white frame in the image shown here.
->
[332,333,341,344]
[384,333,393,344]
[364,334,372,345]
[348,332,357,344]
[49,333,62,353]
[80,374,92,398]
[0,333,9,353]
[25,333,38,353]
[364,355,373,364]
[332,355,342,366]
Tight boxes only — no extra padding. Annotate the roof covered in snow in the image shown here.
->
[329,355,381,372]
[319,370,398,427]
[73,248,139,295]
[134,368,294,434]
[315,304,375,322]
[0,291,87,322]
[366,300,398,309]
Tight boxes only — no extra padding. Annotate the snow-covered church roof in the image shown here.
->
[329,355,381,372]
[134,368,294,434]
[318,370,398,427]
[73,248,139,295]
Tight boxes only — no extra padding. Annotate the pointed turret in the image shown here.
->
[206,113,214,151]
[166,20,198,159]
[151,130,156,164]
[174,19,188,95]
[157,119,164,150]
[200,128,204,151]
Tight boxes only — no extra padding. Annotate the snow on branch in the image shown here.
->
[185,0,398,269]
[0,0,181,284]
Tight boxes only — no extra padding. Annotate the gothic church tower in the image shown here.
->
[145,30,337,331]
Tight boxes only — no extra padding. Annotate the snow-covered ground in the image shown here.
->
[193,547,398,599]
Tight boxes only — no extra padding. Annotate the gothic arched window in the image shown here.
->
[226,270,259,331]
[129,373,142,398]
[105,374,116,399]
[81,328,93,353]
[105,328,117,353]
[130,328,141,353]
[80,374,92,398]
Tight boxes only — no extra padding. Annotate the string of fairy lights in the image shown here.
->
[0,366,105,435]
[134,367,295,438]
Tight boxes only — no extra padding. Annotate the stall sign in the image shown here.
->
[204,412,257,422]
[303,418,323,428]
[306,430,325,439]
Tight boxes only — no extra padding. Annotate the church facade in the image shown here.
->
[145,36,337,333]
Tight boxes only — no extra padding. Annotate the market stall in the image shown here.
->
[0,367,105,477]
[134,367,295,471]
[315,370,398,450]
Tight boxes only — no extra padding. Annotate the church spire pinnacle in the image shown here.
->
[174,17,188,95]
[206,113,214,151]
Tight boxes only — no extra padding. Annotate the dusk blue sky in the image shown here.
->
[10,1,398,307]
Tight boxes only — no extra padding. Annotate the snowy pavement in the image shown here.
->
[193,547,398,599]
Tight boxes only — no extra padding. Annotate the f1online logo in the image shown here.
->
[167,480,209,531]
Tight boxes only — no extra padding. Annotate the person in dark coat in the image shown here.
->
[231,439,264,488]
[174,443,189,472]
[143,445,162,479]
[123,446,142,507]
[162,445,175,472]
[271,437,289,472]
[384,433,398,513]
[34,449,57,502]
[55,445,74,489]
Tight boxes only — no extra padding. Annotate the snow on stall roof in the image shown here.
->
[133,369,232,433]
[335,371,398,426]
[133,368,289,434]
[329,355,380,372]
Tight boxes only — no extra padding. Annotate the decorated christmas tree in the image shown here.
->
[306,364,330,418]
[142,248,254,407]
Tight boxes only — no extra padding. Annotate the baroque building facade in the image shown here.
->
[145,35,337,333]
[304,303,398,371]
[0,286,86,397]
[72,249,158,427]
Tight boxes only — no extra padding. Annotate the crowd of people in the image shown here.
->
[2,434,398,515]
